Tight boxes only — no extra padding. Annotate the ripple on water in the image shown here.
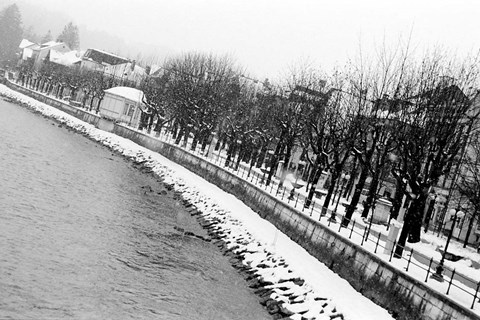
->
[0,99,270,320]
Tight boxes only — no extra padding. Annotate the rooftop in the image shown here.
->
[82,48,130,66]
[104,86,144,103]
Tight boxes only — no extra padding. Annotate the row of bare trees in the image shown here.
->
[142,49,480,254]
[17,59,136,112]
[16,47,480,253]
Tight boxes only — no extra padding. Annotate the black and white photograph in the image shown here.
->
[1,1,480,319]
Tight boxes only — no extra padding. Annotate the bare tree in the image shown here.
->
[392,52,479,256]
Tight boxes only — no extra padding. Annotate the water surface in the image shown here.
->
[0,98,269,320]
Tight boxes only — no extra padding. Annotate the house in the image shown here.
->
[46,50,82,68]
[80,48,129,73]
[104,61,146,86]
[80,48,145,85]
[98,86,145,128]
[30,41,70,70]
[18,39,40,64]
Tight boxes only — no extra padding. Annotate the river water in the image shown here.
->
[0,98,270,320]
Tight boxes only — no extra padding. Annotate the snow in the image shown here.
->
[104,86,144,103]
[49,50,82,66]
[40,40,64,48]
[0,83,395,320]
[19,39,37,49]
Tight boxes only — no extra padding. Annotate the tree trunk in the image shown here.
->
[343,157,358,198]
[341,167,369,227]
[304,160,324,208]
[181,129,190,148]
[322,171,338,214]
[266,140,284,186]
[225,141,237,168]
[191,133,199,151]
[200,134,209,153]
[423,198,436,232]
[394,192,427,257]
[278,144,293,191]
[247,149,258,178]
[464,214,476,248]
[361,172,380,218]
[256,145,267,168]
[174,127,184,145]
[172,122,179,140]
[234,146,243,171]
[390,178,405,221]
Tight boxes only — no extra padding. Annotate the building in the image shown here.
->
[80,48,146,85]
[104,61,146,86]
[98,86,146,128]
[46,49,82,68]
[31,41,70,70]
[18,39,40,64]
[80,48,129,72]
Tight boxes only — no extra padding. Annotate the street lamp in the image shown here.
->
[431,206,464,282]
[330,173,351,223]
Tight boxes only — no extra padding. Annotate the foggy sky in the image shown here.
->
[11,0,480,79]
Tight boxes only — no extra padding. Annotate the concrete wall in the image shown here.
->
[5,79,479,320]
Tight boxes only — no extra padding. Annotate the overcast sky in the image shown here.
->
[16,0,480,79]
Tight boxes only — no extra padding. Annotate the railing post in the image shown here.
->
[282,186,286,200]
[310,200,315,216]
[361,225,367,246]
[425,258,433,282]
[405,248,413,272]
[374,233,380,253]
[446,269,456,295]
[295,193,299,208]
[389,240,396,262]
[471,282,480,309]
[349,220,356,239]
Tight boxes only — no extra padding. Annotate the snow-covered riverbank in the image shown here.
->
[0,84,395,320]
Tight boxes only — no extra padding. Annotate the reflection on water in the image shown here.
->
[0,99,269,320]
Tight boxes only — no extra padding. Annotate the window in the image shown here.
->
[123,103,135,116]
[127,105,135,117]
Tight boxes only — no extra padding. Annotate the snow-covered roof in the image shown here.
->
[82,48,129,66]
[34,41,69,52]
[40,41,61,48]
[19,39,37,49]
[104,86,144,103]
[49,50,82,66]
[88,48,128,61]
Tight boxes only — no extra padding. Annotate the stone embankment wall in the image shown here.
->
[4,79,478,320]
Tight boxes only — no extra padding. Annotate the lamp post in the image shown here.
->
[330,173,350,223]
[431,205,464,282]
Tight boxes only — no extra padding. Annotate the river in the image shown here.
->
[0,98,270,320]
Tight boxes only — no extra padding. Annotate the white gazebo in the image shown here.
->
[99,86,145,128]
